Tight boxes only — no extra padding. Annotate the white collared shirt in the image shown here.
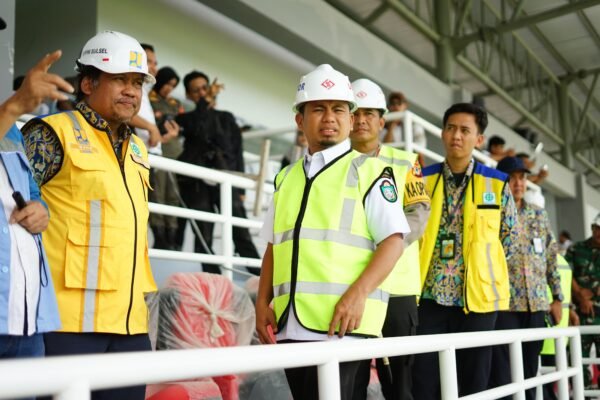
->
[0,163,40,336]
[260,139,409,341]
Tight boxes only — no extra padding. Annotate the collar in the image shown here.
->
[304,139,351,166]
[443,158,475,181]
[75,102,132,141]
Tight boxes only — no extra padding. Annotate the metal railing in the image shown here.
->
[0,327,583,399]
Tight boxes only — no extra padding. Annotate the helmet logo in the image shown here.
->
[321,79,335,90]
[129,51,142,70]
[356,91,367,99]
[297,82,305,92]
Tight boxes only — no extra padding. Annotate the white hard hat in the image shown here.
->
[351,78,388,114]
[293,64,356,113]
[593,213,600,227]
[75,31,155,84]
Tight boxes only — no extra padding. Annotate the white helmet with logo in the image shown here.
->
[351,78,388,115]
[75,30,155,84]
[293,64,356,113]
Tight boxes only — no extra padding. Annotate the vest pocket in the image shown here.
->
[69,156,109,200]
[64,222,121,291]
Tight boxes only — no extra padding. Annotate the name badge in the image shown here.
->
[440,234,456,259]
[533,237,544,254]
[483,192,496,205]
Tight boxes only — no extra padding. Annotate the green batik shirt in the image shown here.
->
[421,159,518,307]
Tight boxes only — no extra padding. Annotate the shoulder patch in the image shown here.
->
[380,179,398,203]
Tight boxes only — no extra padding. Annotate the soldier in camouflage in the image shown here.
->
[568,213,600,387]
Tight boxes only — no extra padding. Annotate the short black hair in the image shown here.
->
[183,70,210,93]
[76,65,102,102]
[516,152,530,159]
[442,102,488,134]
[140,43,154,52]
[560,230,571,240]
[487,135,506,151]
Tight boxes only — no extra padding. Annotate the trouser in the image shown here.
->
[489,311,546,400]
[150,169,181,230]
[353,296,418,400]
[177,179,260,275]
[579,312,600,388]
[0,333,45,400]
[412,299,497,399]
[280,340,361,400]
[43,332,151,400]
[540,354,558,400]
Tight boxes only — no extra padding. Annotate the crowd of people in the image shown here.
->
[1,21,599,400]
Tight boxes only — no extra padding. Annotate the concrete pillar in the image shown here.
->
[0,0,16,102]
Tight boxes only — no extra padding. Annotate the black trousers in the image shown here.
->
[280,340,361,400]
[353,296,418,400]
[177,179,260,274]
[489,311,546,400]
[42,332,151,400]
[412,299,498,399]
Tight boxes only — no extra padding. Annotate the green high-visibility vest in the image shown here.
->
[272,149,394,337]
[377,145,421,296]
[541,254,572,355]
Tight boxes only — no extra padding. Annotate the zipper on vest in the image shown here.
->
[116,155,139,335]
[281,176,313,330]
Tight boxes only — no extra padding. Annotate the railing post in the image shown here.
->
[555,336,569,399]
[510,340,526,400]
[404,111,414,153]
[318,359,341,400]
[220,181,233,280]
[570,333,585,400]
[440,348,459,400]
[55,381,91,400]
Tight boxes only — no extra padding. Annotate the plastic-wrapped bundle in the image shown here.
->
[147,272,256,400]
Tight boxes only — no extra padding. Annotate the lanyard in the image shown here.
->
[442,174,470,228]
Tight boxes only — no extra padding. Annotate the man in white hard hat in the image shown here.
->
[22,31,156,400]
[256,64,410,400]
[350,78,430,400]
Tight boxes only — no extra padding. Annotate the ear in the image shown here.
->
[476,133,484,148]
[295,113,304,131]
[80,76,94,96]
[379,117,385,130]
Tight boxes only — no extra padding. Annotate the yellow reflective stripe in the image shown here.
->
[82,199,102,332]
[274,281,390,302]
[274,227,375,251]
[486,242,501,311]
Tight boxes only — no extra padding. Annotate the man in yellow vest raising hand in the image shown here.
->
[349,78,430,400]
[412,103,518,399]
[22,31,157,400]
[256,64,410,400]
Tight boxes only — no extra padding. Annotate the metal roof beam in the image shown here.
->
[454,0,600,51]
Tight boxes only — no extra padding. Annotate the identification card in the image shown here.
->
[533,237,544,254]
[440,234,456,259]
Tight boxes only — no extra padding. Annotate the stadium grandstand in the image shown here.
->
[0,0,599,399]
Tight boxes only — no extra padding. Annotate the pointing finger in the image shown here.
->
[35,50,62,73]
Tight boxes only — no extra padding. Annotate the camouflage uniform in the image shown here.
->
[567,238,600,387]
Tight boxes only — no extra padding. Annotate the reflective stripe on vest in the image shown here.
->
[541,255,572,355]
[377,146,421,296]
[272,150,391,337]
[420,162,510,313]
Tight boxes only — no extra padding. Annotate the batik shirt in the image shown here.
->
[421,159,518,307]
[23,102,132,186]
[508,201,561,312]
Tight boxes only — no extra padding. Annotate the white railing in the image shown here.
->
[147,155,271,279]
[577,325,600,398]
[0,327,583,399]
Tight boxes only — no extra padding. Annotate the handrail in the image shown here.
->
[0,327,582,400]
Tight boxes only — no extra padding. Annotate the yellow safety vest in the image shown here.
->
[541,255,572,355]
[35,111,156,334]
[272,150,393,337]
[420,161,510,313]
[377,145,422,296]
